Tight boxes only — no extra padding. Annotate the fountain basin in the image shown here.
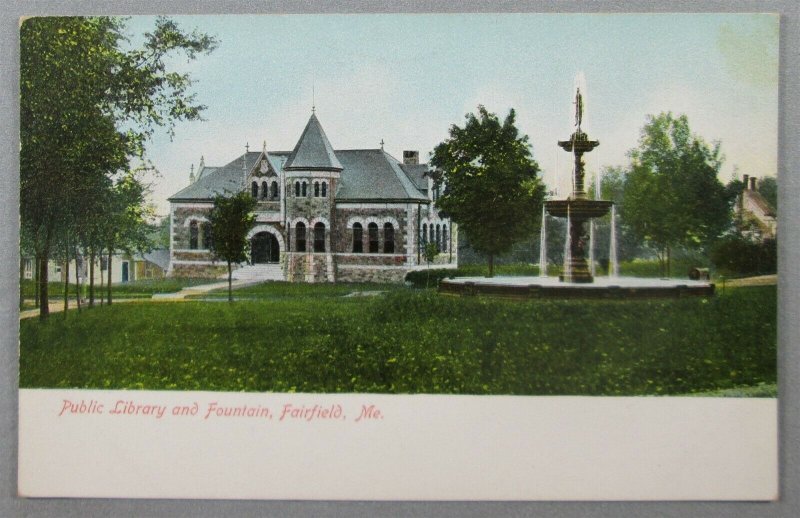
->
[439,275,715,299]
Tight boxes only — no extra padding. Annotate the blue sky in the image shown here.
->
[125,14,779,215]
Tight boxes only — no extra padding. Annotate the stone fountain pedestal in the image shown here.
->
[546,198,612,283]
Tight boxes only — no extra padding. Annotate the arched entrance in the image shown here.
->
[251,231,280,263]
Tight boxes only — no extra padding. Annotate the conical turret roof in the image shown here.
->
[284,113,343,171]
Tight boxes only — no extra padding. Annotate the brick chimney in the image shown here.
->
[750,176,757,191]
[743,174,749,190]
[403,150,419,165]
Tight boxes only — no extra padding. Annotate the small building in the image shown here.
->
[167,112,457,282]
[738,174,777,240]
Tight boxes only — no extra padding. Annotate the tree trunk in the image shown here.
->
[38,253,49,320]
[666,246,671,278]
[19,254,26,309]
[34,252,40,309]
[227,261,233,302]
[488,254,495,277]
[98,248,104,305]
[89,248,95,307]
[75,251,82,313]
[63,256,69,316]
[107,250,112,306]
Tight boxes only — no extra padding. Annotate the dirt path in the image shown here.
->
[722,274,777,287]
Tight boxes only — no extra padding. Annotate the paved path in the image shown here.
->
[722,274,777,287]
[19,279,262,319]
[150,279,261,300]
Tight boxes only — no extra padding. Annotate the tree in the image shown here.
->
[20,16,216,319]
[208,192,257,302]
[622,113,732,276]
[757,176,778,210]
[430,106,546,276]
[422,242,439,288]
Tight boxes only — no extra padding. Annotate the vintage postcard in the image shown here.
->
[17,13,778,500]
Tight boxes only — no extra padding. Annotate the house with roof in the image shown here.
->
[167,112,456,282]
[738,174,777,240]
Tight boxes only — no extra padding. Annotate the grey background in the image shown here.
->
[1,1,797,517]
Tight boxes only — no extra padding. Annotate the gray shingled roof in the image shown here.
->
[195,165,218,182]
[284,114,343,171]
[399,163,430,192]
[142,249,171,271]
[332,149,427,202]
[169,152,260,201]
[169,115,430,203]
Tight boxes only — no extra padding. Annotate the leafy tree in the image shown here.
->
[430,106,546,276]
[757,176,778,210]
[20,16,216,319]
[422,242,439,288]
[622,113,732,276]
[208,192,257,302]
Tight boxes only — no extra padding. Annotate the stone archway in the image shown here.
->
[251,232,280,264]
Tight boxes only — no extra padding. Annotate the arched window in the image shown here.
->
[384,223,395,253]
[295,222,306,252]
[436,224,441,252]
[442,224,448,252]
[314,222,326,252]
[251,181,258,198]
[429,225,435,246]
[295,181,300,197]
[368,222,379,253]
[202,222,213,250]
[261,181,268,200]
[189,221,199,250]
[321,182,327,197]
[352,223,363,253]
[271,180,279,200]
[301,181,307,197]
[422,223,428,244]
[314,181,320,197]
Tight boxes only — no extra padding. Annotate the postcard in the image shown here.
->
[16,12,779,500]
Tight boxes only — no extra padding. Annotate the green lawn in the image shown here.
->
[194,280,399,299]
[19,283,776,395]
[20,277,212,300]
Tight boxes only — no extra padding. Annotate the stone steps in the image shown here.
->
[230,263,284,282]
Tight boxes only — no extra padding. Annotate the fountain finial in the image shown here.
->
[574,88,583,130]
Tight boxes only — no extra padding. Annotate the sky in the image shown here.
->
[123,13,779,216]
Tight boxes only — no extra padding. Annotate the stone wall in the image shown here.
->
[171,263,229,278]
[333,207,409,255]
[172,204,213,250]
[286,252,333,282]
[335,253,406,266]
[336,266,408,283]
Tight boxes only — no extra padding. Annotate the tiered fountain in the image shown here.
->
[439,87,715,299]
[546,88,612,283]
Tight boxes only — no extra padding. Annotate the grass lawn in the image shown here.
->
[19,282,776,396]
[20,277,213,301]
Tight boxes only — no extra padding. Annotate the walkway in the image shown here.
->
[150,279,261,300]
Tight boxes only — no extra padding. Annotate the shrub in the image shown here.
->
[710,236,776,277]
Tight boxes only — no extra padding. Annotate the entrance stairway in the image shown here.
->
[230,263,284,282]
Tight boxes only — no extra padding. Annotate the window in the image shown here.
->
[314,181,320,197]
[321,182,327,197]
[295,181,300,197]
[202,222,213,250]
[251,181,258,198]
[271,181,279,200]
[352,223,363,253]
[429,225,434,246]
[436,224,441,252]
[442,225,448,252]
[314,222,326,252]
[24,259,33,279]
[261,181,268,200]
[301,181,307,197]
[101,257,109,271]
[295,222,306,252]
[189,220,199,250]
[422,223,428,244]
[368,223,379,253]
[383,223,395,253]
